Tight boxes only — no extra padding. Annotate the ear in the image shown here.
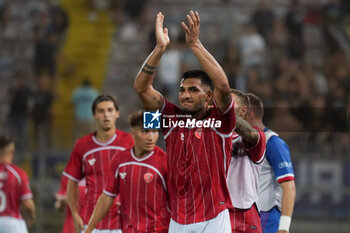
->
[206,90,213,101]
[241,105,248,118]
[115,110,120,119]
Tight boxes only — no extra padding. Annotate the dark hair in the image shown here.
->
[92,95,119,114]
[231,89,250,108]
[82,78,91,86]
[128,110,143,128]
[0,135,13,151]
[180,70,213,90]
[246,93,264,118]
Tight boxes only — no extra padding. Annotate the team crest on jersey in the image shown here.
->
[120,172,127,179]
[181,133,184,141]
[144,172,154,183]
[194,128,202,139]
[88,158,96,166]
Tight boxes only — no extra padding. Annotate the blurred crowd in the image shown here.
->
[0,0,349,157]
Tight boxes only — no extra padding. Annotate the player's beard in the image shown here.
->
[180,100,205,115]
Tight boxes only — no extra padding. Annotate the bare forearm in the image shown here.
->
[67,180,79,216]
[85,194,114,233]
[22,199,36,226]
[280,181,296,217]
[134,45,166,93]
[235,117,259,146]
[191,41,230,89]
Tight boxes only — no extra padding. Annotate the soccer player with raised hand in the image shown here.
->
[134,11,235,233]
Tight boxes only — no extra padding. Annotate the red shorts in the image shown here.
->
[229,204,262,233]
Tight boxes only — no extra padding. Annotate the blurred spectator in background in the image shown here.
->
[32,77,54,149]
[7,72,32,151]
[285,0,304,59]
[33,26,58,83]
[239,23,266,71]
[252,0,275,40]
[0,0,9,29]
[72,78,99,140]
[158,38,184,103]
[49,3,69,50]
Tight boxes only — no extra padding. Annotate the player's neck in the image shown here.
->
[133,146,152,158]
[0,155,12,164]
[95,128,116,143]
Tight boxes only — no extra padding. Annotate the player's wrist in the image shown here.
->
[155,44,167,52]
[188,39,201,49]
[278,215,291,232]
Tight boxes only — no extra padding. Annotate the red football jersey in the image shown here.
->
[0,163,33,219]
[104,146,170,233]
[160,99,236,224]
[63,130,134,229]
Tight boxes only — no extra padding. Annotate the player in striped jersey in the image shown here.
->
[85,111,170,233]
[0,135,35,233]
[227,90,266,233]
[245,93,295,233]
[64,95,134,233]
[134,11,235,233]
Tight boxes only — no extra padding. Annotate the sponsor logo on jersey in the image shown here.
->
[279,161,292,169]
[120,172,127,179]
[144,172,154,183]
[88,158,96,166]
[194,128,202,139]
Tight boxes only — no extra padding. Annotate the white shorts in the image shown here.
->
[81,226,122,233]
[168,209,231,233]
[0,217,28,233]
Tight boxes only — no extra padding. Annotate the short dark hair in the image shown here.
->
[180,70,213,90]
[92,95,119,114]
[0,135,13,153]
[128,110,143,128]
[231,89,250,108]
[246,93,264,118]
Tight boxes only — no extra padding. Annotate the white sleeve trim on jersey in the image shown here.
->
[20,193,33,201]
[118,162,168,191]
[211,126,235,138]
[160,100,167,113]
[5,164,22,185]
[63,172,80,183]
[103,190,118,197]
[276,173,295,182]
[212,98,234,115]
[164,125,176,139]
[82,146,126,162]
[246,132,265,164]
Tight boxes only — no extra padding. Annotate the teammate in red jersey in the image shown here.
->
[227,90,266,233]
[55,175,86,233]
[85,110,170,233]
[134,11,235,232]
[0,135,35,233]
[64,95,134,233]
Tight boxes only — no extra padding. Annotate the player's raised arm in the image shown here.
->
[134,12,170,111]
[181,11,232,113]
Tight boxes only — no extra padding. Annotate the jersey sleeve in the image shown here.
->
[103,155,120,197]
[266,136,295,183]
[56,175,68,200]
[211,98,236,135]
[243,128,266,164]
[19,169,33,201]
[63,140,84,182]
